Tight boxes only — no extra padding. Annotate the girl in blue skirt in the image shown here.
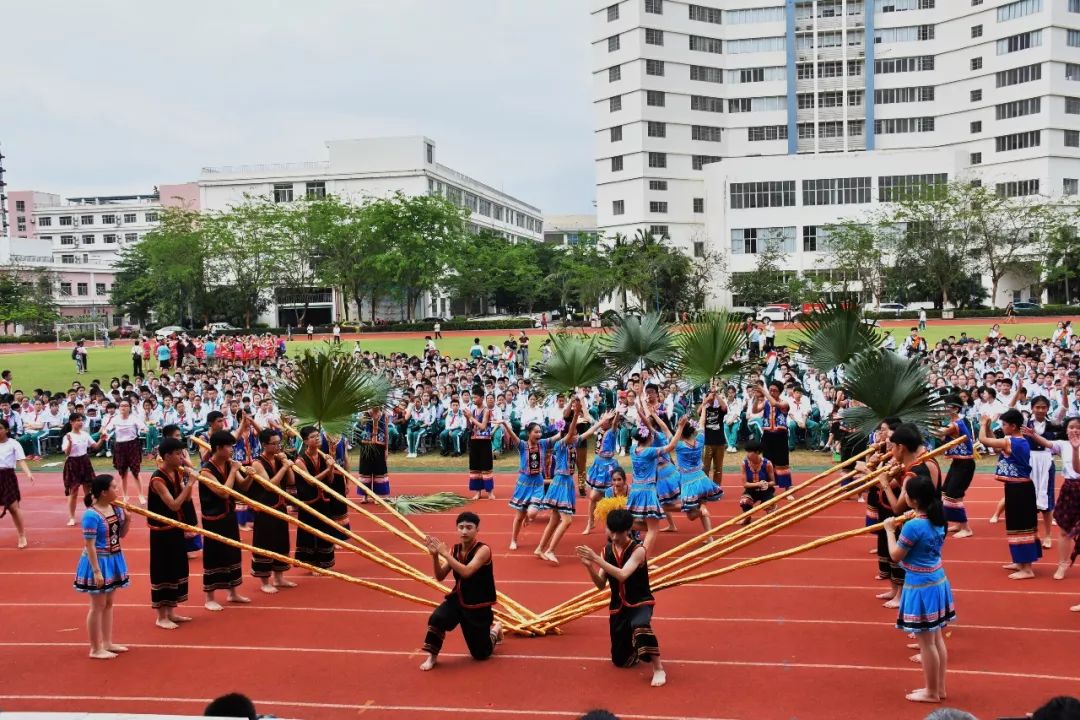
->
[628,407,665,555]
[500,420,556,551]
[582,412,622,535]
[74,474,131,659]
[883,474,955,704]
[662,411,722,535]
[979,409,1041,580]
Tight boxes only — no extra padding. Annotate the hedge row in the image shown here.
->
[863,305,1078,321]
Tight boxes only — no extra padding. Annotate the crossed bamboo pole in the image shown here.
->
[534,445,876,625]
[261,425,543,631]
[518,437,964,633]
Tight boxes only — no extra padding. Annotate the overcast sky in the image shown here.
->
[3,1,595,214]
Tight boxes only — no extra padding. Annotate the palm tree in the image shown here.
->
[273,350,391,437]
[602,312,677,377]
[674,312,748,389]
[531,333,611,396]
[841,349,946,438]
[795,301,883,375]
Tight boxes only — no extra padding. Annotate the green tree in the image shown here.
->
[725,233,789,311]
[550,239,614,313]
[1045,225,1080,304]
[822,221,896,306]
[315,200,390,323]
[273,196,352,326]
[442,231,507,316]
[0,265,58,334]
[202,198,280,328]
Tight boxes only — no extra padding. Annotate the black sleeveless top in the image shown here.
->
[148,469,183,529]
[449,541,496,609]
[295,452,328,504]
[604,539,654,612]
[199,459,234,520]
[251,455,288,509]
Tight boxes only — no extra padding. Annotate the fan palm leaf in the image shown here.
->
[796,302,883,375]
[841,349,945,438]
[273,350,391,438]
[531,333,611,396]
[391,491,470,515]
[674,311,748,388]
[602,312,677,377]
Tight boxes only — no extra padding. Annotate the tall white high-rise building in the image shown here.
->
[591,0,1080,307]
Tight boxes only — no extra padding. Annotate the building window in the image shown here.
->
[611,156,624,171]
[874,56,936,74]
[730,181,796,209]
[970,152,983,165]
[1068,30,1080,47]
[798,122,816,139]
[1067,130,1080,147]
[650,201,668,213]
[608,35,620,52]
[727,36,786,54]
[874,117,936,134]
[38,217,52,227]
[1065,178,1079,196]
[95,283,106,296]
[145,212,159,222]
[874,25,935,44]
[693,198,705,213]
[607,4,619,21]
[995,97,1042,119]
[995,180,1040,197]
[609,65,621,82]
[124,233,137,243]
[103,233,117,243]
[650,225,669,237]
[690,65,723,83]
[730,226,795,254]
[1067,97,1080,115]
[273,183,293,203]
[646,90,666,106]
[82,234,94,245]
[613,200,625,215]
[77,283,88,297]
[803,226,819,253]
[645,59,665,76]
[996,30,1042,55]
[994,130,1041,151]
[691,125,722,142]
[971,89,982,102]
[60,235,75,245]
[645,28,664,45]
[689,35,723,53]
[878,173,949,201]
[15,200,25,211]
[649,180,668,190]
[996,62,1042,87]
[689,4,723,23]
[645,0,662,14]
[874,86,935,104]
[747,125,788,142]
[1069,64,1080,81]
[426,143,434,163]
[60,282,72,295]
[478,199,492,217]
[802,177,873,206]
[692,94,725,112]
[971,57,983,71]
[849,120,866,136]
[647,121,666,137]
[101,214,117,224]
[610,125,623,142]
[59,216,73,226]
[648,152,667,168]
[610,95,622,112]
[123,213,136,223]
[306,181,326,199]
[693,241,705,258]
[971,24,983,38]
[971,121,983,133]
[692,155,721,170]
[727,96,786,113]
[997,0,1042,22]
[1072,0,1080,11]
[80,215,94,225]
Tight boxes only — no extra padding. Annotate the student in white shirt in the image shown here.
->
[102,400,147,504]
[62,413,109,526]
[0,418,35,548]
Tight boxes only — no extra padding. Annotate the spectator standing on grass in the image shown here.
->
[919,308,928,331]
[130,340,142,376]
[434,320,442,340]
[332,324,341,345]
[306,324,314,340]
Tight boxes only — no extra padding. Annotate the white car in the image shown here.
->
[154,325,187,339]
[756,304,791,322]
[207,322,240,335]
[874,302,907,317]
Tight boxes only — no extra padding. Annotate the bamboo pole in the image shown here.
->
[523,437,964,632]
[116,501,441,609]
[535,445,876,621]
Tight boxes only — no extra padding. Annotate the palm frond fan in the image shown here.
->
[674,311,748,389]
[602,312,677,377]
[531,333,611,396]
[391,491,470,515]
[840,349,946,438]
[273,350,391,438]
[796,301,883,375]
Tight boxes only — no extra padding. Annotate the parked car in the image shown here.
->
[421,316,446,324]
[1011,301,1041,313]
[117,324,139,338]
[756,304,792,322]
[154,325,187,339]
[874,302,908,317]
[207,322,240,335]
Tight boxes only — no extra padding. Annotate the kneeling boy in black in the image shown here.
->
[576,508,667,687]
[420,511,502,670]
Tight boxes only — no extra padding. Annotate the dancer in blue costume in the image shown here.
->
[499,420,556,550]
[627,400,665,555]
[661,411,722,535]
[979,409,1041,580]
[582,412,624,535]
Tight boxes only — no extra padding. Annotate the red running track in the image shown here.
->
[0,470,1077,720]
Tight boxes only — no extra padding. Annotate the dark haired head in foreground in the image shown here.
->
[204,692,257,719]
[580,711,619,720]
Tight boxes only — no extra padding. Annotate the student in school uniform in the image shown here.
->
[62,413,110,526]
[0,418,35,548]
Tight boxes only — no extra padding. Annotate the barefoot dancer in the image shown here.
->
[74,474,131,659]
[934,398,976,538]
[294,425,337,571]
[102,399,147,504]
[249,429,296,593]
[980,409,1041,579]
[883,474,954,704]
[148,438,196,629]
[199,431,251,611]
[1025,396,1064,551]
[0,419,34,549]
[738,439,776,522]
[754,381,793,495]
[419,511,502,671]
[860,419,898,575]
[582,413,623,534]
[664,413,722,534]
[466,390,495,500]
[627,422,664,556]
[1028,417,1080,581]
[500,421,555,550]
[576,508,667,687]
[356,407,391,501]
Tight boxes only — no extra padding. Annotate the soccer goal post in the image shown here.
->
[54,321,110,349]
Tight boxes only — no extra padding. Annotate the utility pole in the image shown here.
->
[0,143,8,236]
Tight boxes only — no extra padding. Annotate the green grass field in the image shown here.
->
[0,319,1063,393]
